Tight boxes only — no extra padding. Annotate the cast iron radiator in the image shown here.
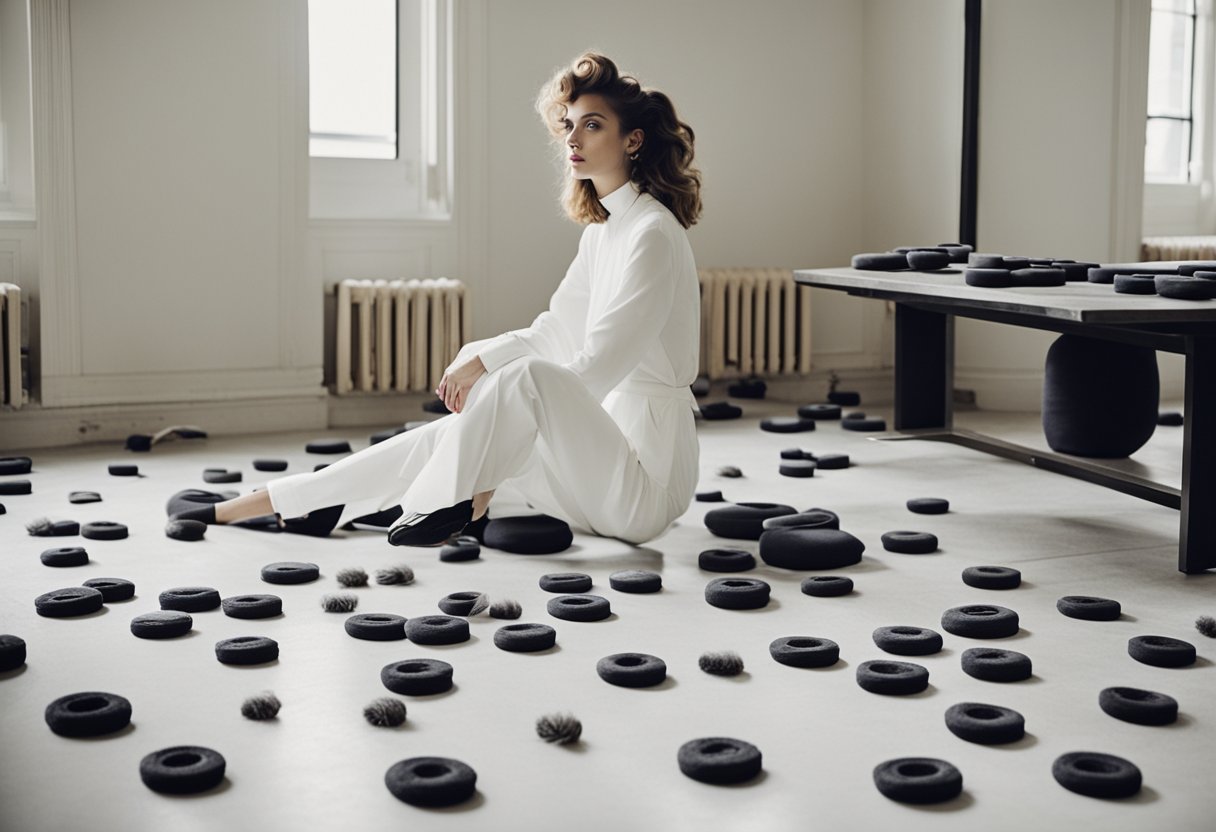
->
[698,268,812,381]
[0,282,25,408]
[1140,236,1216,261]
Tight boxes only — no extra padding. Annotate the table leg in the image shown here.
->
[894,305,954,431]
[1179,335,1216,573]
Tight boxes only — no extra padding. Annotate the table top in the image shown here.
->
[794,266,1216,324]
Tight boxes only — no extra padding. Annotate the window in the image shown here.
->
[0,0,34,217]
[1146,0,1197,182]
[308,0,451,220]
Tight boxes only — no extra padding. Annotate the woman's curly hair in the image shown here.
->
[536,52,702,228]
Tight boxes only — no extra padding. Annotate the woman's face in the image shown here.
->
[562,94,642,191]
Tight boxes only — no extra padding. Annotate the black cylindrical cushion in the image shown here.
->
[941,605,1020,639]
[938,243,973,263]
[856,660,929,695]
[385,757,477,807]
[1178,262,1216,275]
[778,460,817,478]
[698,549,756,572]
[1057,595,1121,620]
[677,738,763,785]
[880,531,938,554]
[700,401,743,420]
[873,758,962,804]
[80,521,128,541]
[841,417,886,432]
[1155,275,1216,299]
[253,458,288,472]
[944,702,1025,744]
[797,403,842,420]
[1113,274,1158,294]
[1127,635,1196,667]
[760,416,815,433]
[546,595,611,622]
[344,613,407,641]
[1055,261,1099,281]
[539,573,592,593]
[907,497,949,514]
[305,439,351,454]
[872,626,943,656]
[769,636,839,668]
[165,519,207,541]
[762,509,839,531]
[108,464,139,477]
[0,634,27,671]
[961,647,1032,682]
[815,454,850,470]
[695,490,725,502]
[437,591,487,615]
[705,502,797,540]
[215,636,278,665]
[159,587,221,613]
[852,252,908,271]
[221,595,282,619]
[1043,334,1158,458]
[482,514,573,554]
[907,250,950,270]
[1098,687,1178,725]
[140,747,226,795]
[609,570,662,593]
[381,659,454,695]
[202,468,242,484]
[130,611,193,639]
[965,269,1015,288]
[82,577,134,602]
[260,561,320,584]
[962,566,1021,589]
[1012,267,1065,287]
[45,691,133,737]
[35,587,104,618]
[0,479,32,495]
[800,575,854,596]
[596,653,667,687]
[405,615,470,645]
[759,527,864,570]
[704,577,771,610]
[1052,752,1141,799]
[0,456,32,475]
[969,254,1028,270]
[493,623,556,652]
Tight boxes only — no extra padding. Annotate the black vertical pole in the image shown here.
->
[960,0,981,248]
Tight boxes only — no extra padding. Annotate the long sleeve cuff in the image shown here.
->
[477,333,534,373]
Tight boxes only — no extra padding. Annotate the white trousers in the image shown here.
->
[266,356,698,545]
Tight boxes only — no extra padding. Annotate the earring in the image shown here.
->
[629,151,640,161]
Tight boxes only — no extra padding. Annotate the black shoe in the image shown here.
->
[387,500,473,547]
[281,504,345,538]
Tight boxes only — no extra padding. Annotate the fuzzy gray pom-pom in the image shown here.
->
[489,599,522,619]
[717,465,743,478]
[363,697,407,727]
[1196,615,1216,638]
[699,651,745,677]
[536,712,582,745]
[320,593,358,612]
[241,692,281,720]
[375,565,415,585]
[336,567,368,587]
[25,517,53,536]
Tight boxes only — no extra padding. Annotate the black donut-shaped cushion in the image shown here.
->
[1098,687,1178,725]
[437,591,486,616]
[45,691,133,737]
[305,439,351,454]
[35,587,104,618]
[759,527,864,570]
[852,252,908,271]
[130,611,193,639]
[439,538,481,562]
[68,491,101,504]
[202,468,242,484]
[159,587,221,613]
[482,514,573,554]
[405,615,470,645]
[760,417,816,434]
[41,547,89,567]
[944,702,1025,744]
[780,447,811,459]
[704,577,771,610]
[539,573,593,593]
[1056,595,1121,620]
[1013,267,1065,287]
[695,490,726,502]
[856,660,930,695]
[962,566,1021,589]
[705,502,798,540]
[698,549,756,572]
[841,417,887,432]
[800,575,854,597]
[546,594,611,622]
[380,658,454,695]
[965,268,1016,288]
[872,626,943,656]
[907,250,951,270]
[1055,261,1099,281]
[907,497,949,514]
[1052,752,1141,799]
[252,458,288,472]
[797,403,842,420]
[0,455,32,475]
[609,570,662,593]
[938,243,973,263]
[0,478,32,495]
[779,460,817,478]
[699,401,743,420]
[969,253,1017,269]
[221,595,282,619]
[769,636,839,668]
[165,519,207,541]
[107,464,139,477]
[1127,635,1196,668]
[762,509,840,531]
[881,531,938,554]
[941,605,1020,639]
[82,577,134,602]
[596,652,667,687]
[814,453,850,470]
[1113,274,1158,294]
[677,737,763,785]
[140,746,227,795]
[214,636,278,665]
[344,613,407,641]
[0,634,27,671]
[260,561,320,585]
[873,757,963,804]
[960,648,1032,682]
[385,757,477,807]
[493,623,557,653]
[1155,275,1216,299]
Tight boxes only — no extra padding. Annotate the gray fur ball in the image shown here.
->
[375,565,415,585]
[536,712,582,745]
[336,567,368,588]
[699,651,745,677]
[363,697,407,727]
[1196,615,1216,638]
[320,593,358,612]
[25,517,53,536]
[241,692,281,720]
[489,599,522,619]
[717,465,743,478]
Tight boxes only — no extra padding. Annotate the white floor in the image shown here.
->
[1,397,1214,832]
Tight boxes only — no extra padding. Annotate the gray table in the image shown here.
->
[794,266,1216,573]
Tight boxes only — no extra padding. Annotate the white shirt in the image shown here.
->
[455,179,701,497]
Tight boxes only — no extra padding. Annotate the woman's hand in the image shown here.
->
[436,356,487,414]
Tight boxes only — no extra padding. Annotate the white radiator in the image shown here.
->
[1141,236,1216,261]
[698,268,812,381]
[333,278,470,395]
[0,282,25,408]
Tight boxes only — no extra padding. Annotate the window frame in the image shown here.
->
[308,0,451,221]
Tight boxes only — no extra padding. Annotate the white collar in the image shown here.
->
[598,179,642,220]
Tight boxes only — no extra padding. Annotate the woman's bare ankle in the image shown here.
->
[471,489,494,522]
[215,491,275,524]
